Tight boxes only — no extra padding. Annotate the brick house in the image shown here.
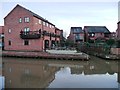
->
[67,27,84,43]
[55,27,63,46]
[2,58,59,88]
[84,26,111,42]
[0,26,4,48]
[4,4,63,51]
[111,21,120,55]
[116,21,120,40]
[110,32,116,39]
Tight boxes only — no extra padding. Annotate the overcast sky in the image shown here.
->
[0,0,119,37]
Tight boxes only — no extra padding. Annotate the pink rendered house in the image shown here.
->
[4,4,63,51]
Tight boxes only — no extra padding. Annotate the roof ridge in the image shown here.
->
[5,4,55,26]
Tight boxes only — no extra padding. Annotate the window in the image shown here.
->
[89,33,95,37]
[75,34,80,40]
[52,25,54,28]
[9,68,12,72]
[24,17,30,23]
[8,29,12,33]
[46,23,48,27]
[24,27,30,34]
[24,40,29,45]
[8,40,11,46]
[39,20,41,24]
[43,21,45,26]
[24,69,30,74]
[91,33,95,37]
[19,18,22,23]
[49,25,52,28]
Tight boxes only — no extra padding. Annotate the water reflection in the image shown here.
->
[118,61,120,89]
[2,56,119,88]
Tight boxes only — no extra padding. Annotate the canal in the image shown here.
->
[0,56,120,89]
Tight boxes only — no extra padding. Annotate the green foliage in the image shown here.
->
[65,39,74,47]
[106,39,115,47]
[116,40,120,48]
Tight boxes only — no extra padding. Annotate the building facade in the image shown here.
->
[84,26,111,42]
[4,4,63,51]
[116,21,120,40]
[2,58,59,88]
[110,32,116,39]
[0,26,4,48]
[67,27,84,43]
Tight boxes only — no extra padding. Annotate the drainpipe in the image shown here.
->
[42,21,44,51]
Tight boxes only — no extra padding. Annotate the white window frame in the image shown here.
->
[46,23,48,27]
[24,17,30,23]
[24,27,30,32]
[8,29,12,33]
[43,21,46,26]
[39,20,41,24]
[52,25,54,28]
[50,25,52,28]
[19,18,22,23]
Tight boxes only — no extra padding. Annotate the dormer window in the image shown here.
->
[50,25,52,28]
[43,22,45,26]
[91,33,95,37]
[46,23,48,27]
[39,20,41,24]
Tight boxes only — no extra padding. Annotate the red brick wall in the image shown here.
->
[55,29,63,42]
[0,27,2,34]
[117,23,120,39]
[111,48,120,55]
[4,5,62,51]
[4,6,43,51]
[68,32,84,43]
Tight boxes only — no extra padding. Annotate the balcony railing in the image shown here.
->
[20,30,61,39]
[42,31,60,38]
[20,30,41,39]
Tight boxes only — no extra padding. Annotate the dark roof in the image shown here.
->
[5,4,55,26]
[84,26,110,33]
[71,27,83,33]
[117,21,120,24]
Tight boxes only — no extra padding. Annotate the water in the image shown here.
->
[1,56,119,89]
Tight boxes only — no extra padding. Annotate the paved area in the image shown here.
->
[46,50,83,55]
[2,50,90,60]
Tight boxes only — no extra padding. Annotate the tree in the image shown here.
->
[65,39,74,48]
[106,39,115,48]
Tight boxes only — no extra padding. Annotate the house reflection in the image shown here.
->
[118,61,120,88]
[71,59,118,75]
[2,58,60,88]
[0,65,2,76]
[2,57,119,88]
